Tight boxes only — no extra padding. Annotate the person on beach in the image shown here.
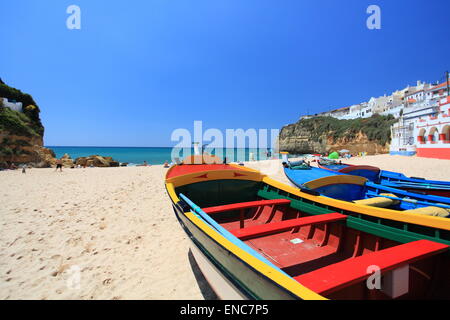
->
[21,164,26,174]
[55,158,63,172]
[143,160,148,167]
[163,161,170,168]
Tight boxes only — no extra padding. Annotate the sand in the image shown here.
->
[1,154,450,300]
[0,166,204,300]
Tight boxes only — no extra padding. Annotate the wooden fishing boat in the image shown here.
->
[284,162,450,216]
[317,160,450,197]
[165,155,450,300]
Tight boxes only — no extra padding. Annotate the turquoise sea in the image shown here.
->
[46,146,281,165]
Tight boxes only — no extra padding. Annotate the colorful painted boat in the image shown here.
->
[284,162,450,215]
[318,160,450,197]
[165,155,450,300]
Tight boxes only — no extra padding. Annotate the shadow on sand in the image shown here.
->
[188,249,219,300]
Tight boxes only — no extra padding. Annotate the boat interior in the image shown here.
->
[176,179,450,300]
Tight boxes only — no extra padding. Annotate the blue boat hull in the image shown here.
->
[284,165,450,212]
[318,162,450,197]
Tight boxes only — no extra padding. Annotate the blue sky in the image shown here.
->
[1,0,449,147]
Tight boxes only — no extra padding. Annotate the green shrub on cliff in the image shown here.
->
[0,146,13,156]
[296,114,396,146]
[0,145,30,158]
[0,107,40,137]
[0,82,44,136]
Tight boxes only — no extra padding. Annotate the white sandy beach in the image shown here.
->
[1,154,450,299]
[0,166,204,300]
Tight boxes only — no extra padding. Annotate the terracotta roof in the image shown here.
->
[406,89,424,96]
[330,107,350,113]
[430,81,450,91]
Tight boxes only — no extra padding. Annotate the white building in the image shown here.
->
[390,79,449,157]
[1,97,23,112]
[329,106,350,119]
[414,96,450,159]
[300,79,443,124]
[337,103,367,119]
[367,94,403,115]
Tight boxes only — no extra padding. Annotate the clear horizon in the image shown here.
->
[2,0,450,147]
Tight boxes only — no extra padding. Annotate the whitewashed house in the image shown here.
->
[329,106,350,119]
[390,79,449,157]
[1,97,23,112]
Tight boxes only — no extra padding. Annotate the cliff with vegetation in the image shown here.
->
[0,79,55,167]
[278,114,396,155]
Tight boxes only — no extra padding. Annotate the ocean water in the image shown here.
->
[46,146,280,165]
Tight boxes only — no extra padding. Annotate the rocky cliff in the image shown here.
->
[278,115,395,155]
[0,80,56,168]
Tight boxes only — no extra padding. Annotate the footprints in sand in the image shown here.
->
[66,236,83,246]
[83,243,94,254]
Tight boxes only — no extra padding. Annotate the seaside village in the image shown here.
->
[4,0,450,304]
[301,73,450,160]
[2,76,450,301]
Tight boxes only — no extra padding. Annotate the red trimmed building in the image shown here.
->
[390,79,450,159]
[415,95,450,159]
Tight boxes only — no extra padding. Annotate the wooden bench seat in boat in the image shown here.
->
[231,212,347,240]
[294,239,449,295]
[202,199,291,214]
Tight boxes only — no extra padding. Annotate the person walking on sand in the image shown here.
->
[55,158,63,172]
[21,164,26,174]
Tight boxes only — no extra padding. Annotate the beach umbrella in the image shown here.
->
[339,149,350,153]
[328,152,339,159]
